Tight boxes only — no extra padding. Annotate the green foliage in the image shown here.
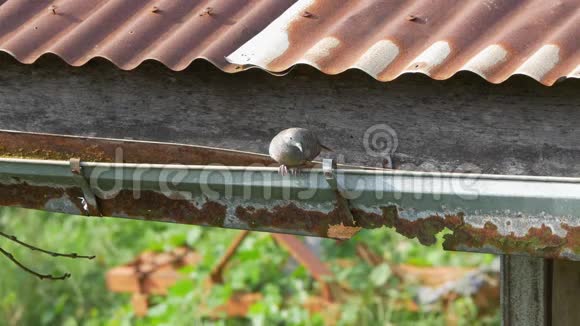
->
[369,263,391,287]
[0,207,499,325]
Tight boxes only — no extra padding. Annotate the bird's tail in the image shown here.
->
[320,143,333,152]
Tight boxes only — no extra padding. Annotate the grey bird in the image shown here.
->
[269,128,331,175]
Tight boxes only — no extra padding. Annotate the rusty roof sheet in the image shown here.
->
[0,0,579,85]
[227,0,580,86]
[0,0,295,72]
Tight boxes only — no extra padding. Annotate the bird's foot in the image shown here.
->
[278,165,289,176]
[290,168,302,176]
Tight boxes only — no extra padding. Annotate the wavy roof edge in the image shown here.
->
[0,0,578,86]
[225,0,580,86]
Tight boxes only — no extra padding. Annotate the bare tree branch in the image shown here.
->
[0,247,71,281]
[0,230,96,280]
[0,231,95,260]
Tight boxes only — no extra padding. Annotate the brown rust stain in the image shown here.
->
[0,144,109,162]
[0,182,65,208]
[2,177,580,258]
[350,205,580,258]
[235,202,357,238]
[97,190,227,227]
[351,206,463,245]
[0,131,274,165]
[0,0,296,71]
[327,223,362,239]
[0,0,573,85]
[443,222,574,258]
[562,224,580,251]
[264,0,578,85]
[0,181,86,213]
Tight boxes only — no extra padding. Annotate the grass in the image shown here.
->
[0,207,499,325]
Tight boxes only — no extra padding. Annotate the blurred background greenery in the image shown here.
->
[0,207,499,325]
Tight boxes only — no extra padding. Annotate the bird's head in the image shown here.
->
[288,135,303,153]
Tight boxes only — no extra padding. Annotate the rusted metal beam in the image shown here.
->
[0,129,274,166]
[3,148,580,261]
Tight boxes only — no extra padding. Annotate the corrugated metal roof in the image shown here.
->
[0,0,295,72]
[0,0,578,85]
[227,0,580,85]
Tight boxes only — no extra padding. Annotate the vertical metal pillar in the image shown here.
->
[501,255,550,326]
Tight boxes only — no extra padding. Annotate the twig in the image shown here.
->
[0,231,95,260]
[0,247,70,280]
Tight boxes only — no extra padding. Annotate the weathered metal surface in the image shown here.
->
[0,0,295,72]
[3,157,580,260]
[500,256,549,326]
[2,58,579,177]
[0,0,578,85]
[0,130,275,165]
[227,0,580,86]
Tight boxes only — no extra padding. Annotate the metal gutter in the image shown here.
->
[2,157,580,260]
[0,129,275,166]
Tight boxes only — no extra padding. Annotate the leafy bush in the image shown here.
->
[0,207,499,325]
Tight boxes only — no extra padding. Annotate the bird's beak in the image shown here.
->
[294,142,304,153]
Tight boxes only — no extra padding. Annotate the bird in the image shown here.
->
[269,128,331,175]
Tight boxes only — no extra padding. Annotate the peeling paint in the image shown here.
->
[302,37,341,69]
[407,41,451,74]
[354,40,399,78]
[327,223,362,239]
[515,44,560,81]
[0,181,85,214]
[0,0,574,85]
[227,0,580,85]
[462,44,508,78]
[569,64,580,77]
[99,189,227,227]
[351,206,580,260]
[225,0,315,67]
[3,155,580,260]
[44,196,83,215]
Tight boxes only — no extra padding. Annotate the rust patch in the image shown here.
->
[97,190,227,227]
[562,224,580,251]
[2,175,580,259]
[251,0,577,85]
[0,181,85,213]
[0,131,275,165]
[443,223,572,258]
[327,223,362,239]
[0,182,65,208]
[394,215,447,245]
[0,0,297,72]
[351,206,396,228]
[0,144,109,162]
[350,206,580,259]
[351,206,463,245]
[235,202,356,238]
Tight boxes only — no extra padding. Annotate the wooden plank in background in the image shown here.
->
[551,260,580,326]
